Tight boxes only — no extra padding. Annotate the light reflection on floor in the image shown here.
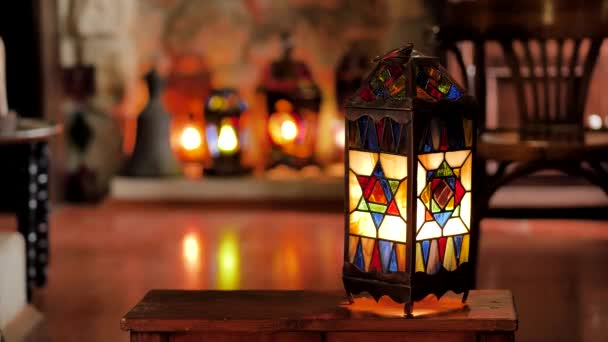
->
[0,201,603,342]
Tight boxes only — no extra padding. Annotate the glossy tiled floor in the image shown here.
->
[1,201,605,341]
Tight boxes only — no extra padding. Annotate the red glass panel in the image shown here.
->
[369,241,382,272]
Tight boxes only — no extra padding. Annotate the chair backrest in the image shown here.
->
[434,0,608,141]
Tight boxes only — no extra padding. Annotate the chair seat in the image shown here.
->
[478,130,608,161]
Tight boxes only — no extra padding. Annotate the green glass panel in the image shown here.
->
[453,204,460,217]
[357,199,369,211]
[431,199,441,213]
[368,203,387,213]
[436,161,454,177]
[388,180,400,194]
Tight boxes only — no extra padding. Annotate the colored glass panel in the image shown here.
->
[431,119,441,150]
[349,150,378,176]
[349,171,362,212]
[425,210,433,221]
[366,119,379,151]
[386,200,400,215]
[394,181,408,220]
[379,178,393,202]
[348,235,359,263]
[368,203,387,213]
[420,183,431,208]
[446,177,456,189]
[357,175,370,190]
[358,116,369,142]
[378,215,407,243]
[443,237,458,271]
[369,181,388,204]
[369,241,382,272]
[446,196,455,211]
[431,199,441,213]
[436,161,454,177]
[380,119,396,151]
[433,180,453,208]
[433,211,452,228]
[417,221,442,240]
[379,240,393,272]
[372,162,385,177]
[443,218,468,236]
[354,240,365,270]
[419,152,444,170]
[379,154,407,180]
[417,162,427,196]
[348,120,361,148]
[426,239,441,274]
[388,247,399,272]
[447,85,462,100]
[415,243,425,272]
[349,211,376,238]
[361,237,376,271]
[371,212,384,228]
[461,153,472,190]
[392,120,402,151]
[439,127,448,151]
[453,204,461,217]
[388,180,400,194]
[438,236,447,262]
[359,85,375,102]
[376,120,385,146]
[357,199,369,211]
[453,168,461,177]
[421,240,430,265]
[416,198,426,231]
[363,177,377,199]
[445,150,470,168]
[459,234,470,264]
[463,118,473,147]
[396,243,406,272]
[454,179,466,205]
[460,192,471,228]
[453,235,463,259]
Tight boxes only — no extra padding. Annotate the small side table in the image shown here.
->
[0,118,61,300]
[122,290,517,342]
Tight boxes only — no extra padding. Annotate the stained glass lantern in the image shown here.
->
[204,88,250,176]
[261,33,322,169]
[343,44,477,316]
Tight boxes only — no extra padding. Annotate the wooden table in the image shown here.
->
[0,118,61,300]
[121,290,517,342]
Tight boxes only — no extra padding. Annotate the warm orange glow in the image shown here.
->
[335,120,345,149]
[183,233,200,265]
[217,231,240,290]
[180,126,202,151]
[217,124,239,154]
[269,111,299,146]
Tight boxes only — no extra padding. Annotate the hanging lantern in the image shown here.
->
[342,45,477,316]
[204,88,250,176]
[261,33,321,169]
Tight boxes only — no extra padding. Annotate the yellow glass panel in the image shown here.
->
[453,168,460,177]
[443,237,458,271]
[396,243,406,272]
[418,152,444,170]
[446,196,454,211]
[416,221,442,240]
[442,218,468,236]
[349,150,378,176]
[420,183,431,208]
[415,243,425,273]
[461,153,472,190]
[394,181,408,220]
[348,235,359,262]
[460,192,471,229]
[445,150,470,168]
[417,162,426,195]
[379,153,407,180]
[349,211,376,239]
[378,216,407,243]
[459,234,470,264]
[416,198,425,231]
[361,237,376,271]
[349,171,362,212]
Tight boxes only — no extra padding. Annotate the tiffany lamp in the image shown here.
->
[261,33,322,169]
[342,44,477,316]
[204,88,250,176]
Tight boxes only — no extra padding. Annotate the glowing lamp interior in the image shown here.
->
[217,124,239,154]
[180,126,202,151]
[269,111,299,146]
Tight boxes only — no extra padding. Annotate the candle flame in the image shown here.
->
[217,124,239,154]
[280,119,298,142]
[180,126,202,151]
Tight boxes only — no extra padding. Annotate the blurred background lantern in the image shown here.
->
[342,45,477,316]
[260,33,321,170]
[204,88,250,176]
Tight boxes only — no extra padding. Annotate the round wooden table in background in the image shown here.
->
[0,118,61,300]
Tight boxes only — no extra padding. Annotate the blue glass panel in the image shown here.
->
[427,170,434,181]
[371,212,384,228]
[379,240,393,272]
[358,116,369,144]
[379,178,393,202]
[391,120,402,153]
[354,241,365,271]
[367,118,379,151]
[380,119,395,152]
[421,240,430,265]
[447,85,462,100]
[446,177,456,189]
[433,211,452,228]
[388,247,398,272]
[453,235,463,259]
[372,163,385,178]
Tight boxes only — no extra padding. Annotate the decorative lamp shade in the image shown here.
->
[204,88,250,176]
[261,34,322,169]
[342,44,477,316]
